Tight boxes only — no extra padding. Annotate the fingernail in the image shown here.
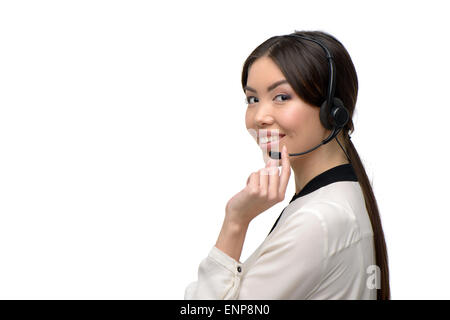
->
[283,145,287,153]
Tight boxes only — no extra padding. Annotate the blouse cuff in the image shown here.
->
[210,246,244,276]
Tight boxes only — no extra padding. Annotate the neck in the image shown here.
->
[291,138,349,195]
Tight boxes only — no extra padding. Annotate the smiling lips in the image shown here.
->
[258,131,285,149]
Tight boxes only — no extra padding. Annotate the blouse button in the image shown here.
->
[237,266,242,273]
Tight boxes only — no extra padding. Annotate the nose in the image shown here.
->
[254,102,275,128]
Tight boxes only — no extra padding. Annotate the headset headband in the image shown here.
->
[284,34,336,115]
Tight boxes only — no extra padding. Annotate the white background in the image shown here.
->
[0,0,448,299]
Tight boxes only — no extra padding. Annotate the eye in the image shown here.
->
[245,96,258,105]
[274,94,291,102]
[245,94,290,105]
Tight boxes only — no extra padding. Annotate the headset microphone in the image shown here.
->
[267,33,350,161]
[268,125,342,160]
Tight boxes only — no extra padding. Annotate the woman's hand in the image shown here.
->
[225,145,291,226]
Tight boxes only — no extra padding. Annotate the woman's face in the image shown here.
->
[245,56,328,164]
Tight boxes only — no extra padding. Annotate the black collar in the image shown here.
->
[289,163,358,204]
[268,163,358,236]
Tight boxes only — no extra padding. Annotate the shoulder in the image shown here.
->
[266,207,328,261]
[294,200,363,257]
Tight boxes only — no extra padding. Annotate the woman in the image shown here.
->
[184,30,390,300]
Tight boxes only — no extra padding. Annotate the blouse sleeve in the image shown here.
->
[184,245,244,299]
[184,209,327,300]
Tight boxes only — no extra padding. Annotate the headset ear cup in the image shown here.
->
[331,97,350,128]
[319,100,332,130]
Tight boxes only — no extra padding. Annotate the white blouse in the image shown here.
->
[184,164,377,300]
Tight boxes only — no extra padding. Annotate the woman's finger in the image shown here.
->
[260,158,274,194]
[259,166,269,197]
[267,159,280,200]
[247,171,260,194]
[246,171,257,186]
[278,145,291,197]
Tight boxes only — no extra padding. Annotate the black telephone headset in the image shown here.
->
[268,33,351,161]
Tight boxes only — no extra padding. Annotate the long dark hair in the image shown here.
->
[241,30,390,300]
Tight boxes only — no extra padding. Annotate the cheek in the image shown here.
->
[245,110,251,128]
[282,108,309,132]
[283,106,321,135]
[245,111,257,141]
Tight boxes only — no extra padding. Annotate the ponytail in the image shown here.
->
[344,131,391,300]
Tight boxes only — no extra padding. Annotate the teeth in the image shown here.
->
[260,136,281,144]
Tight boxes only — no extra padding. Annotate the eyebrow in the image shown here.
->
[244,79,289,94]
